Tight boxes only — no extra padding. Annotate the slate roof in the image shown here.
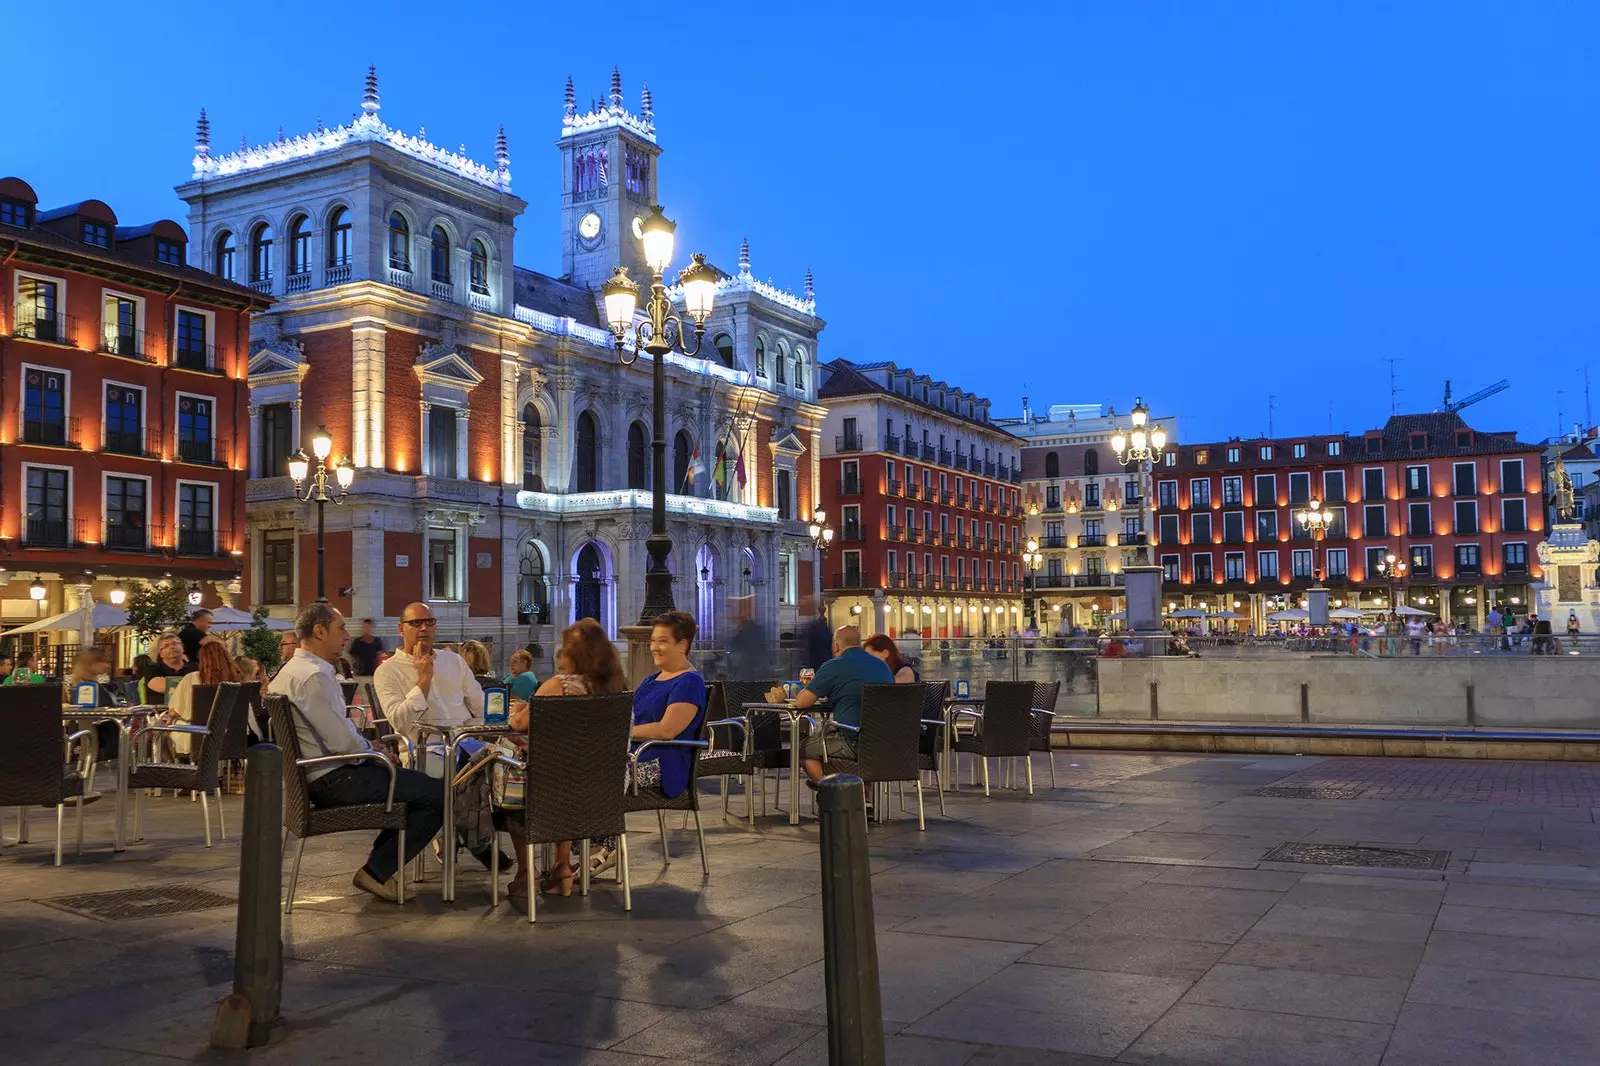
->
[818,358,1019,438]
[512,266,601,328]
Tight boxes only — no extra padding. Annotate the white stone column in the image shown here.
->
[351,527,386,624]
[247,405,261,477]
[419,401,432,475]
[455,407,470,480]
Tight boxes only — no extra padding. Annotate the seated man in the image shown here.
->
[504,649,540,703]
[270,603,444,902]
[793,625,894,785]
[374,602,484,742]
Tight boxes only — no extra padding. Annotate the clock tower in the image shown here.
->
[560,68,663,291]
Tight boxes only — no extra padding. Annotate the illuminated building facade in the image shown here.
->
[177,68,825,646]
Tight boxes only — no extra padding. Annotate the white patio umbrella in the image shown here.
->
[1166,608,1207,619]
[1394,604,1432,617]
[1329,607,1364,620]
[1267,608,1309,622]
[1207,611,1244,619]
[0,602,128,637]
[205,606,294,631]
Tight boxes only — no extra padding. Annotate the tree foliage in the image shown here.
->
[240,605,285,675]
[124,582,192,643]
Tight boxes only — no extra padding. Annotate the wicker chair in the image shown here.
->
[265,694,410,913]
[188,682,260,834]
[913,680,949,819]
[952,680,1036,796]
[624,716,712,873]
[517,693,635,922]
[0,685,95,865]
[699,680,786,824]
[1028,680,1064,787]
[130,683,243,847]
[823,683,928,829]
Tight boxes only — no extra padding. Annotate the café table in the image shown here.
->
[61,704,156,852]
[418,722,524,902]
[741,700,829,826]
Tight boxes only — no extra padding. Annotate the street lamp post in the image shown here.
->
[288,425,355,604]
[1109,398,1173,636]
[808,509,835,624]
[1295,497,1333,626]
[601,205,719,625]
[1022,538,1043,628]
[1376,552,1408,616]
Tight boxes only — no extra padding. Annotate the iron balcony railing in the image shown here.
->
[14,310,77,346]
[100,328,155,361]
[25,516,85,548]
[174,343,222,374]
[177,437,215,464]
[103,426,158,457]
[105,522,148,551]
[835,433,863,453]
[177,528,217,555]
[23,416,81,448]
[921,443,937,461]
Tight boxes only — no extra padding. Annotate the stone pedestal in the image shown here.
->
[620,624,655,687]
[1308,585,1330,627]
[1533,523,1600,632]
[1123,565,1163,633]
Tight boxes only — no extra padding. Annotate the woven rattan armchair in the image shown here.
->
[913,681,949,819]
[624,729,712,873]
[822,683,928,829]
[518,693,635,922]
[265,694,410,912]
[0,685,96,865]
[1028,680,1064,787]
[699,680,786,824]
[130,683,243,847]
[952,680,1036,796]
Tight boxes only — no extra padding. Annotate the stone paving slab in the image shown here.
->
[9,750,1600,1062]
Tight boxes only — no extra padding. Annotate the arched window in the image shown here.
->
[755,336,767,377]
[1083,449,1099,477]
[430,225,451,282]
[793,357,804,391]
[214,230,236,281]
[517,542,548,625]
[248,223,272,283]
[1044,452,1060,478]
[327,207,351,267]
[470,239,490,295]
[575,411,599,492]
[775,342,788,385]
[673,431,692,493]
[627,421,648,490]
[521,404,543,491]
[713,333,734,369]
[574,543,604,623]
[287,215,311,276]
[387,212,410,270]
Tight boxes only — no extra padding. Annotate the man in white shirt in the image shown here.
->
[270,603,444,902]
[373,602,485,741]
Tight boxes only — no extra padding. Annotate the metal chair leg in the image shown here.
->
[982,758,991,797]
[491,835,500,908]
[934,770,946,816]
[134,787,144,841]
[1049,750,1057,788]
[285,836,307,913]
[657,809,671,863]
[200,790,214,848]
[215,788,226,841]
[618,833,632,911]
[75,795,86,856]
[916,779,926,832]
[395,829,405,905]
[580,839,591,897]
[1026,754,1035,795]
[54,804,64,867]
[693,809,709,875]
[526,843,538,923]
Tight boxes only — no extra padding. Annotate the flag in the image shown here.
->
[735,441,747,490]
[712,443,729,491]
[683,438,700,492]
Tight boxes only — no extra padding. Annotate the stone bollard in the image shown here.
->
[817,774,885,1065]
[211,744,283,1049]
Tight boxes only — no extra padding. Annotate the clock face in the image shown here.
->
[578,212,602,240]
[632,215,645,240]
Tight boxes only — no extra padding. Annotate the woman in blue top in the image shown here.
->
[628,610,707,795]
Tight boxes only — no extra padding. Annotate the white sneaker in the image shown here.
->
[352,867,399,902]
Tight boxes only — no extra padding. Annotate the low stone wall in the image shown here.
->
[1096,656,1600,729]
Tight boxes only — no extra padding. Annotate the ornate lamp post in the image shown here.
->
[1109,398,1171,566]
[1295,497,1333,626]
[1022,538,1043,627]
[288,424,355,604]
[1376,552,1408,615]
[601,205,719,624]
[808,508,835,622]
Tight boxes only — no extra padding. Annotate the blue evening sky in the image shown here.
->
[5,1,1598,444]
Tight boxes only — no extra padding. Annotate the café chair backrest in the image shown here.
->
[851,683,925,783]
[970,681,1034,758]
[190,682,258,761]
[180,683,244,793]
[265,693,314,836]
[0,685,74,806]
[522,693,633,846]
[339,681,359,707]
[712,680,785,752]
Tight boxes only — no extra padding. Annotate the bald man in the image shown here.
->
[373,602,484,742]
[793,625,894,783]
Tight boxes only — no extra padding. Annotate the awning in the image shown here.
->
[206,606,294,631]
[0,602,128,637]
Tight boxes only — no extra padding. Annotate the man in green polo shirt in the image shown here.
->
[793,625,894,784]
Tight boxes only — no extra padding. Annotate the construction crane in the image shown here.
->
[1441,379,1510,414]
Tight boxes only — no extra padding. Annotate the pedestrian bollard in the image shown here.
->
[817,774,885,1066]
[211,744,284,1049]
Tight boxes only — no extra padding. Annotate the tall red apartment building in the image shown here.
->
[817,359,1026,638]
[1155,412,1544,627]
[0,177,263,650]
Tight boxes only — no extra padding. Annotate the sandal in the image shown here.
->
[589,845,617,876]
[539,864,574,897]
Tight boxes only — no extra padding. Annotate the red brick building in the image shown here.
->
[0,177,263,649]
[817,360,1026,638]
[1155,412,1544,627]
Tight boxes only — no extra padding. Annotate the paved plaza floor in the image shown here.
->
[6,750,1600,1064]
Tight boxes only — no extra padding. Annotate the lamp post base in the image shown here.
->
[636,532,675,626]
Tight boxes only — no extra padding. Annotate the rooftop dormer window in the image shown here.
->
[1456,430,1472,448]
[155,239,182,266]
[0,198,28,228]
[82,221,109,247]
[1409,432,1427,451]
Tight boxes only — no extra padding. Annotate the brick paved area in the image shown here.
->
[6,750,1600,1063]
[1267,757,1600,807]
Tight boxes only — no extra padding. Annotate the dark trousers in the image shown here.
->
[308,764,444,883]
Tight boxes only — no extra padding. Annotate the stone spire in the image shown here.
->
[361,65,380,117]
[564,75,576,119]
[738,238,751,275]
[609,66,623,111]
[641,83,653,119]
[494,125,510,172]
[194,109,210,160]
[277,125,286,143]
[804,267,815,301]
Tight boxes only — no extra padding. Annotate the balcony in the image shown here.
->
[105,522,149,551]
[841,524,865,543]
[23,417,81,449]
[983,460,997,477]
[104,426,157,458]
[1079,534,1107,547]
[13,310,77,346]
[888,572,905,588]
[178,437,216,464]
[921,443,937,461]
[955,453,969,471]
[904,574,923,590]
[174,343,222,374]
[326,263,353,286]
[1039,535,1067,548]
[886,524,905,542]
[905,484,921,500]
[25,517,85,548]
[832,570,867,590]
[957,535,971,549]
[248,277,272,295]
[928,577,943,591]
[100,328,155,362]
[177,527,217,555]
[1504,561,1530,576]
[939,449,953,467]
[907,529,922,544]
[431,279,455,302]
[286,271,313,295]
[884,434,902,454]
[835,433,864,453]
[955,492,969,508]
[389,267,414,291]
[939,490,954,505]
[836,477,862,497]
[885,479,901,496]
[468,290,492,312]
